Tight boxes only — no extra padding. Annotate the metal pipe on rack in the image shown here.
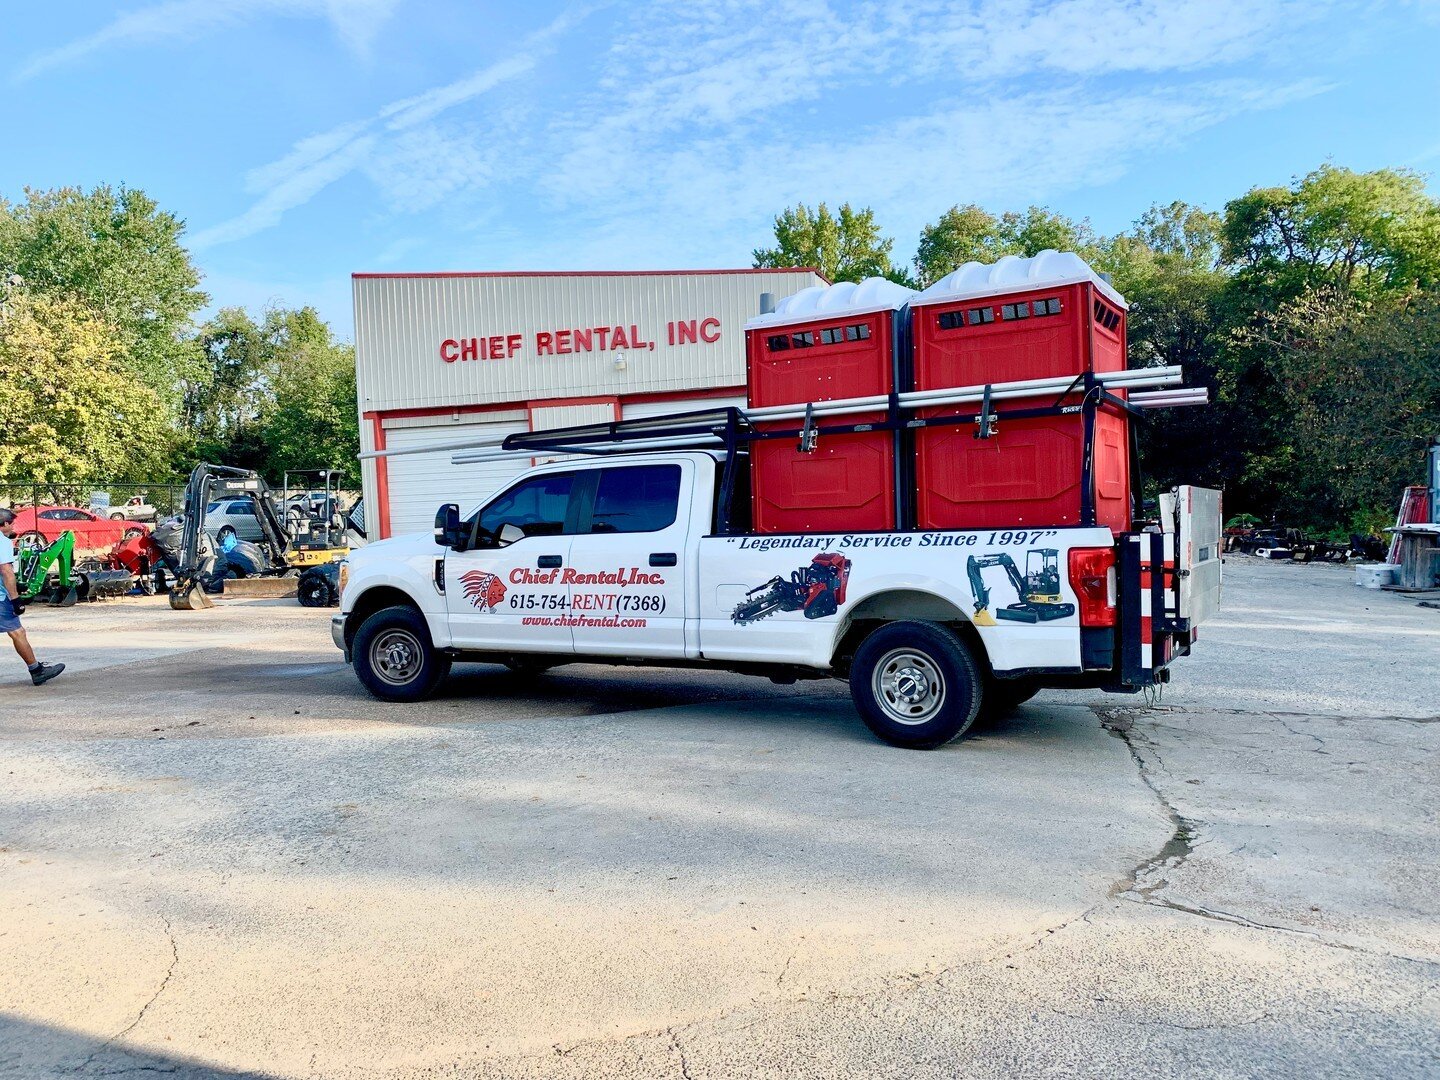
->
[374,366,1192,464]
[452,434,724,465]
[1128,388,1209,408]
[743,369,1182,423]
[741,366,1183,422]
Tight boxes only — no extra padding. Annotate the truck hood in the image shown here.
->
[349,531,438,564]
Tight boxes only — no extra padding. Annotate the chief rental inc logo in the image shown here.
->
[460,570,507,611]
[440,318,722,362]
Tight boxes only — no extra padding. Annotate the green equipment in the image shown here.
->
[16,531,134,606]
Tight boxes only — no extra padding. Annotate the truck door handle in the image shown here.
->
[649,552,677,567]
[537,555,563,569]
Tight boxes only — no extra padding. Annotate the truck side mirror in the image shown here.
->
[434,504,466,551]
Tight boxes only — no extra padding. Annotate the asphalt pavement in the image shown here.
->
[0,558,1436,1078]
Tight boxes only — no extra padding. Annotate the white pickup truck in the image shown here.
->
[332,449,1221,749]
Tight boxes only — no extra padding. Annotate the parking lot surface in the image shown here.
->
[1,559,1437,1078]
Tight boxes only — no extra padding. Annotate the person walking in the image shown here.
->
[0,508,65,685]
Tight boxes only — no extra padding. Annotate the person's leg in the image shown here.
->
[9,627,37,666]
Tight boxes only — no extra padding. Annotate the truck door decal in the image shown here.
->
[460,570,507,612]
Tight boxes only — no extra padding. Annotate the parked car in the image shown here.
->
[99,495,158,523]
[10,506,150,557]
[203,498,269,545]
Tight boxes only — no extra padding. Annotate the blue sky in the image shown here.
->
[5,1,1439,338]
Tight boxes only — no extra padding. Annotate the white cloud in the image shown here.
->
[188,8,587,249]
[188,0,1354,268]
[15,0,403,81]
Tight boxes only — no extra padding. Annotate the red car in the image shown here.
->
[10,506,150,557]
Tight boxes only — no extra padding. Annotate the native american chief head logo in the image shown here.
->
[460,570,507,611]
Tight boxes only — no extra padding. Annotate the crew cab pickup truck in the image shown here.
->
[333,451,1221,749]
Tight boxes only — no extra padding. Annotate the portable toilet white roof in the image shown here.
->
[746,276,917,331]
[913,250,1127,310]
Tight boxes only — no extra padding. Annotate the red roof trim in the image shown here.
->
[352,268,826,281]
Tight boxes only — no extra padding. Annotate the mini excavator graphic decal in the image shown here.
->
[732,553,852,625]
[967,548,1076,626]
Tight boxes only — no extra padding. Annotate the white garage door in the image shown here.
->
[622,395,746,421]
[384,419,530,536]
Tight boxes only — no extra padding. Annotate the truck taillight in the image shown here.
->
[1068,547,1116,627]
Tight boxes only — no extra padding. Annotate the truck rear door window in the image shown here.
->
[589,465,681,534]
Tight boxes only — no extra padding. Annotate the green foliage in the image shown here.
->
[0,289,175,483]
[1241,288,1440,526]
[1222,164,1440,299]
[914,205,1102,286]
[262,318,360,488]
[180,305,359,483]
[758,166,1440,528]
[753,202,899,283]
[0,186,208,404]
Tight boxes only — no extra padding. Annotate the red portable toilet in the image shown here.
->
[909,251,1131,532]
[745,277,916,533]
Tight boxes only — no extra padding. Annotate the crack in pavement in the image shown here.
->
[1116,705,1440,725]
[667,1028,694,1080]
[1126,895,1440,968]
[1042,1002,1274,1032]
[70,915,179,1076]
[1095,709,1198,901]
[1096,705,1440,970]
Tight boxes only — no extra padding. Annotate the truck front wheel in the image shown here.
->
[353,605,450,702]
[850,621,982,749]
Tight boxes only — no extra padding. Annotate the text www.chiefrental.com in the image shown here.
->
[519,615,648,628]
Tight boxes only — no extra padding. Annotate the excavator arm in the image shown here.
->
[170,464,294,610]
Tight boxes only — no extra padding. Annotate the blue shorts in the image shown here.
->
[0,595,21,633]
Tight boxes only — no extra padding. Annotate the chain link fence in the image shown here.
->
[0,481,189,523]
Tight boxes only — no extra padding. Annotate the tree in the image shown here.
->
[0,186,208,403]
[1221,164,1440,300]
[1215,165,1440,512]
[914,205,1102,286]
[261,311,360,486]
[182,305,358,480]
[0,289,174,483]
[1243,288,1440,526]
[753,203,903,283]
[184,307,276,468]
[1099,203,1237,496]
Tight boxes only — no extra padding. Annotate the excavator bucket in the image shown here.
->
[170,584,214,611]
[50,585,79,608]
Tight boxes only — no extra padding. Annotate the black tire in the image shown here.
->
[110,512,126,521]
[217,525,236,545]
[975,676,1040,726]
[849,621,982,749]
[297,573,331,608]
[353,604,450,702]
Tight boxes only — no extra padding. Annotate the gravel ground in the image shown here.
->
[0,558,1436,1078]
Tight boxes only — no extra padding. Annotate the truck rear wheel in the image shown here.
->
[850,621,982,749]
[353,605,450,702]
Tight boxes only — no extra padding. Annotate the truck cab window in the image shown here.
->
[475,473,575,543]
[589,465,681,533]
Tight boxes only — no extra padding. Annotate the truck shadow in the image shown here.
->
[0,1011,275,1078]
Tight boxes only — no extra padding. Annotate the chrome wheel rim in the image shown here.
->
[873,648,946,726]
[371,628,423,685]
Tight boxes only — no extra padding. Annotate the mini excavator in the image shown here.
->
[966,549,1075,626]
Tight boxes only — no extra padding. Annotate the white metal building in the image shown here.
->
[354,269,824,538]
